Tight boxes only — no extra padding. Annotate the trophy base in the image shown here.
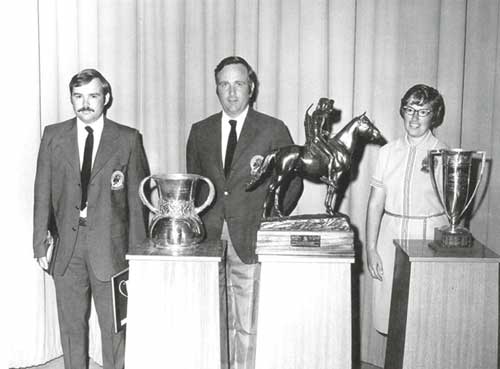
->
[428,239,486,256]
[152,243,198,250]
[256,214,354,256]
[151,239,198,249]
[432,226,473,248]
[151,235,199,250]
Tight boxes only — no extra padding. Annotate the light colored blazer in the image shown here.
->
[33,117,150,281]
[186,108,302,264]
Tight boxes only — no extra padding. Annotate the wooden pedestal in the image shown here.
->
[124,240,225,369]
[255,247,354,369]
[386,239,500,369]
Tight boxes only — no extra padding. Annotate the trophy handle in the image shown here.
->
[428,149,450,219]
[139,175,160,215]
[458,151,486,220]
[195,176,215,214]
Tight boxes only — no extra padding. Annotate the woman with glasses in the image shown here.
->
[365,84,448,335]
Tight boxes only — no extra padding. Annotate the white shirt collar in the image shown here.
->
[77,115,104,136]
[222,106,249,130]
[76,115,105,169]
[405,129,432,147]
[221,107,249,162]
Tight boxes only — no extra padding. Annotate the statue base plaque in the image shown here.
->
[256,214,354,257]
[431,225,473,249]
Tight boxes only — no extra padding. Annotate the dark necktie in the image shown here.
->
[80,126,94,210]
[224,119,238,177]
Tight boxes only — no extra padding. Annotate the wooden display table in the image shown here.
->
[124,239,226,369]
[255,246,355,369]
[386,239,500,369]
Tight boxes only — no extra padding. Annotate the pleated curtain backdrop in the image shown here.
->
[6,0,500,367]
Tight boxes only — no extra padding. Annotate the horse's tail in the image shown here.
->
[245,150,277,191]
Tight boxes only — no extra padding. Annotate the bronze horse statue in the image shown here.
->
[246,99,386,217]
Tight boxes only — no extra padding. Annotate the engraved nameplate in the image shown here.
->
[290,235,321,247]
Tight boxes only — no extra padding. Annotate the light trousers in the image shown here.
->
[221,222,260,369]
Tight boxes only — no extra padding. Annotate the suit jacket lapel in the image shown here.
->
[91,118,120,180]
[207,113,224,176]
[57,118,80,178]
[231,108,259,167]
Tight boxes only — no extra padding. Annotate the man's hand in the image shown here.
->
[37,256,49,270]
[37,230,55,271]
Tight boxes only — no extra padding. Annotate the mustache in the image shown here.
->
[78,107,95,112]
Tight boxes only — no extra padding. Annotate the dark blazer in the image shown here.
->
[186,108,302,264]
[33,117,150,281]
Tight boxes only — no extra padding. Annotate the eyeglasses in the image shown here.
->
[402,106,432,118]
[217,81,249,91]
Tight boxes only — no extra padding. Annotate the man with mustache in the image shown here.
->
[33,68,150,369]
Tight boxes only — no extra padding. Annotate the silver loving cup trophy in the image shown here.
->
[429,149,486,248]
[139,173,215,248]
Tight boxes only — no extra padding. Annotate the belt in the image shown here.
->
[384,210,445,220]
[79,217,88,227]
[384,209,445,240]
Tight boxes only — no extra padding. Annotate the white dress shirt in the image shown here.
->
[77,116,104,216]
[221,106,248,162]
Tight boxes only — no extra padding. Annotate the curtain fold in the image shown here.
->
[8,0,500,367]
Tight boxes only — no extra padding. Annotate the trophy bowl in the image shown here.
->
[139,173,215,248]
[428,149,486,248]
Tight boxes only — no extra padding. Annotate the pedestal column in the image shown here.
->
[124,240,225,369]
[386,239,500,369]
[255,248,354,369]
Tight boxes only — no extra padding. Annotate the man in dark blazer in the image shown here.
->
[33,69,149,369]
[186,56,302,369]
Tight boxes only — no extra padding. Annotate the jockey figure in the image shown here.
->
[304,98,338,184]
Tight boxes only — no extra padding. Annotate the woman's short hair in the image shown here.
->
[400,84,445,129]
[214,56,259,104]
[69,68,113,112]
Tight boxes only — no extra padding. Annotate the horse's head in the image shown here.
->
[353,113,386,145]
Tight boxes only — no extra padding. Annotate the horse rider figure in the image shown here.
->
[304,98,338,185]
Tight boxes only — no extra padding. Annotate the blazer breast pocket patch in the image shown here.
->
[250,155,264,176]
[111,170,125,190]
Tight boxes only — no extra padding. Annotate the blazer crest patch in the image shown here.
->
[111,170,125,190]
[420,156,436,173]
[250,155,264,176]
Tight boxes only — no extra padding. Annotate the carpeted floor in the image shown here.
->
[19,356,381,369]
[20,357,101,369]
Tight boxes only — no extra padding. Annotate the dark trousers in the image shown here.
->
[53,223,125,369]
